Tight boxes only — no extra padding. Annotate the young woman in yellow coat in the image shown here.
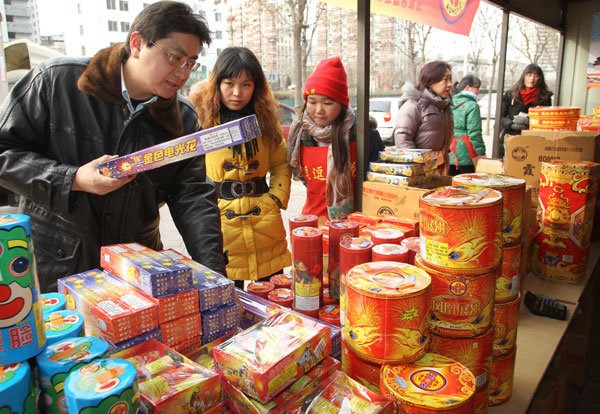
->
[190,47,291,287]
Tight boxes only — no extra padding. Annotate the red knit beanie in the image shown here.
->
[303,57,349,106]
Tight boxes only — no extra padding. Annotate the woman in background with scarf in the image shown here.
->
[287,57,356,222]
[499,64,553,157]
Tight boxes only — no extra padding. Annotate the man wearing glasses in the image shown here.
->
[0,1,226,292]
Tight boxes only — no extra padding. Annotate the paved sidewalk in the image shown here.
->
[159,179,307,257]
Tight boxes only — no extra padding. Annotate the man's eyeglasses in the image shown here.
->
[151,42,200,72]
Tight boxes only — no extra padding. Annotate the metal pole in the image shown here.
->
[355,0,370,212]
[492,8,509,158]
[0,13,9,102]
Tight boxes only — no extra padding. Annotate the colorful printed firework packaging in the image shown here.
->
[528,106,580,131]
[0,214,46,365]
[378,148,437,163]
[291,226,323,312]
[44,310,85,345]
[533,160,600,283]
[380,353,476,413]
[289,214,319,232]
[452,174,526,245]
[415,254,496,338]
[343,261,431,364]
[0,361,38,413]
[339,236,373,316]
[366,171,434,187]
[36,336,110,414]
[498,242,522,303]
[64,358,139,413]
[371,243,409,262]
[493,294,520,357]
[369,160,437,176]
[41,293,67,315]
[488,348,517,406]
[341,337,382,393]
[328,220,360,300]
[419,186,503,272]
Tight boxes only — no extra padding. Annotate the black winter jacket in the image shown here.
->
[0,44,225,292]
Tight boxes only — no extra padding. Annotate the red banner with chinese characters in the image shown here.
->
[322,0,480,36]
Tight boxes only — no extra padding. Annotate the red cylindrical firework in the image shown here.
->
[370,228,405,246]
[291,226,323,312]
[401,237,421,265]
[267,288,293,308]
[270,273,292,289]
[415,254,496,338]
[246,281,274,299]
[372,243,409,263]
[318,304,341,327]
[430,327,494,391]
[338,236,373,305]
[493,294,520,357]
[328,220,360,301]
[291,306,319,319]
[488,348,516,406]
[341,338,382,393]
[497,243,522,303]
[322,288,338,305]
[475,383,489,414]
[289,214,319,232]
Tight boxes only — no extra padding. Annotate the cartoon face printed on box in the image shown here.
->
[0,214,46,365]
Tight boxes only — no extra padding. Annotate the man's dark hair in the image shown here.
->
[124,1,211,57]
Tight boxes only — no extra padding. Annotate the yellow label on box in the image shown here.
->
[268,362,298,395]
[426,238,448,266]
[295,281,321,297]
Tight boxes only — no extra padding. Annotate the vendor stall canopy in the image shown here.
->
[486,0,584,32]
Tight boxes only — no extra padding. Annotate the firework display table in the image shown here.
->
[489,242,600,413]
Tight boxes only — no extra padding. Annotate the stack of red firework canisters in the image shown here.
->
[532,161,600,283]
[416,185,506,412]
[452,174,528,408]
[291,226,325,319]
[160,249,239,351]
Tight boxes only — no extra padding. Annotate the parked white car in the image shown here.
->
[369,97,402,146]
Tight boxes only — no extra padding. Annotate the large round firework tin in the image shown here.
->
[36,336,110,414]
[475,383,488,414]
[533,161,600,283]
[372,243,409,263]
[430,327,494,391]
[488,348,516,406]
[339,237,373,324]
[318,304,341,327]
[269,273,292,289]
[370,228,405,246]
[267,288,293,308]
[380,353,476,413]
[0,361,37,414]
[44,310,84,346]
[493,294,520,357]
[419,187,503,272]
[289,214,319,232]
[328,220,360,300]
[452,174,526,245]
[415,254,496,338]
[247,281,275,299]
[65,358,139,414]
[341,338,381,393]
[498,243,522,303]
[291,226,323,311]
[343,261,431,364]
[0,214,46,365]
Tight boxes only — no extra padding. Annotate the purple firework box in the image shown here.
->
[98,114,261,178]
[236,288,341,360]
[201,302,240,340]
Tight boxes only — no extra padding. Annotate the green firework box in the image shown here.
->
[36,336,110,414]
[0,214,46,365]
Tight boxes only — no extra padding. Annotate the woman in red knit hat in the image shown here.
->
[287,57,356,221]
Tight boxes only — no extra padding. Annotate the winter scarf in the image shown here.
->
[288,106,356,219]
[520,87,539,105]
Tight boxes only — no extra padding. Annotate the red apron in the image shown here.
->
[300,142,357,219]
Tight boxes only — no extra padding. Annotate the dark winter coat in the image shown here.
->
[450,92,486,167]
[0,44,225,292]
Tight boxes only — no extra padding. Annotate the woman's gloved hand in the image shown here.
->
[511,115,530,131]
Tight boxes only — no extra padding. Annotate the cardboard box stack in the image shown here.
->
[367,148,440,187]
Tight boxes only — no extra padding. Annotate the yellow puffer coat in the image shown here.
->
[204,117,292,281]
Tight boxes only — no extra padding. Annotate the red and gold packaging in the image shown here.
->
[269,273,292,289]
[322,288,337,305]
[370,227,405,245]
[318,304,341,327]
[380,353,476,413]
[267,288,293,308]
[488,348,516,406]
[339,237,373,313]
[533,160,600,283]
[475,383,489,414]
[402,237,421,265]
[381,216,420,235]
[372,243,409,262]
[420,186,503,272]
[493,294,520,357]
[291,226,323,312]
[416,254,496,338]
[577,115,600,132]
[343,261,431,364]
[452,174,526,245]
[529,106,580,132]
[291,306,320,319]
[328,220,360,300]
[246,281,274,299]
[341,337,381,393]
[347,211,382,226]
[289,214,319,232]
[529,106,581,119]
[498,242,522,303]
[430,327,494,391]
